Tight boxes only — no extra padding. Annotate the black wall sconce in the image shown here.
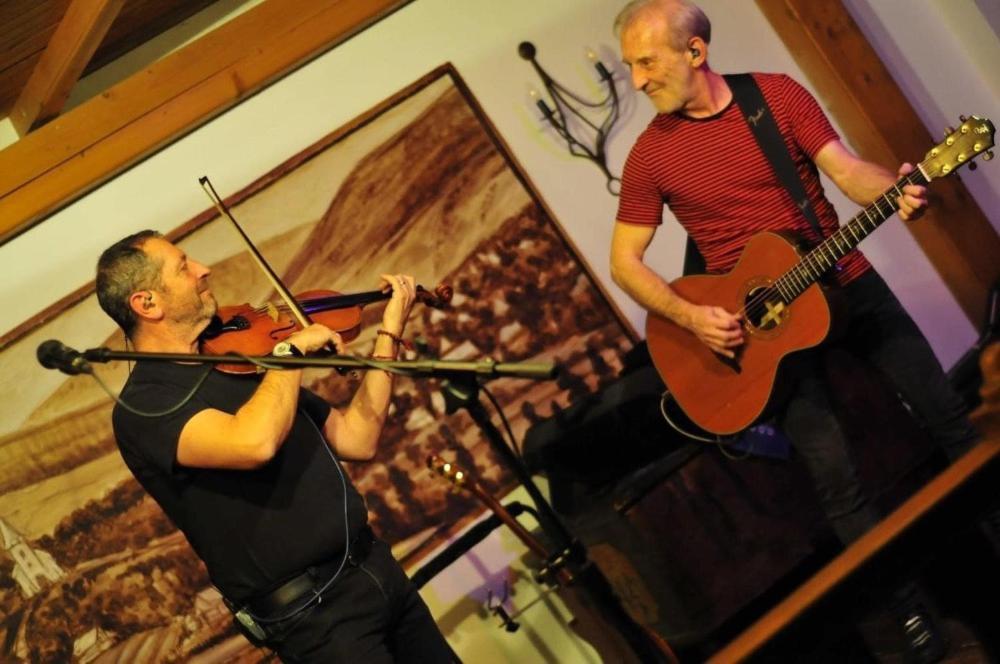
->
[518,41,622,195]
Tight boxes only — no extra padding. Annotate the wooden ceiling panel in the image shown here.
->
[86,0,219,73]
[0,0,222,122]
[0,0,70,117]
[0,58,34,118]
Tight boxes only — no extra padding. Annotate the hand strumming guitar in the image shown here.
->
[680,303,744,359]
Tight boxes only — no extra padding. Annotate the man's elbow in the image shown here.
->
[347,434,378,462]
[609,255,628,289]
[326,423,378,461]
[239,434,281,468]
[354,446,377,462]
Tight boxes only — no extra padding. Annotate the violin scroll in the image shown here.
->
[415,284,453,310]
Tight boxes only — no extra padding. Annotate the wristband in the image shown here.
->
[376,329,412,350]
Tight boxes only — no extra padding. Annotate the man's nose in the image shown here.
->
[192,260,211,278]
[631,68,647,91]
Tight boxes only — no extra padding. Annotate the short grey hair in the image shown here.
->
[614,0,712,51]
[96,230,164,337]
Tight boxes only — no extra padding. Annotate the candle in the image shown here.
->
[587,47,611,80]
[530,89,554,118]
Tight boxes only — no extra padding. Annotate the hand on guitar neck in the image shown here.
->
[892,162,927,221]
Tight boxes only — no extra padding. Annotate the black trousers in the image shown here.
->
[779,270,979,545]
[265,539,456,663]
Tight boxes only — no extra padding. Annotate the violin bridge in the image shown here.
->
[266,302,281,322]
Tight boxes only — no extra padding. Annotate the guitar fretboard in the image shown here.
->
[772,166,930,304]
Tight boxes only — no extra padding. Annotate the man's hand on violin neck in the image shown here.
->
[380,274,416,334]
[286,324,344,355]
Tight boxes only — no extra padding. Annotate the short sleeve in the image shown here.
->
[298,388,332,429]
[616,138,666,225]
[776,74,840,159]
[112,382,211,477]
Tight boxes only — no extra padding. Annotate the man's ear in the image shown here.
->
[688,37,707,66]
[129,290,161,321]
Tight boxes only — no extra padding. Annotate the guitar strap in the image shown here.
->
[682,73,825,275]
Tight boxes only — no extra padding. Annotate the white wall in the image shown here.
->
[1,0,995,367]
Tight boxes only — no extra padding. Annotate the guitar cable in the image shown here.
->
[658,390,750,460]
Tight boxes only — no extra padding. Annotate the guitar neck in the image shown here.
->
[774,166,930,302]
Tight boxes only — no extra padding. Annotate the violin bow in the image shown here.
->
[199,176,313,330]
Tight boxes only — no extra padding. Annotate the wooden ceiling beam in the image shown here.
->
[9,0,126,136]
[0,0,408,245]
[756,0,1000,328]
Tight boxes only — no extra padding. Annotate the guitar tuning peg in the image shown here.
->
[959,115,968,122]
[984,151,994,161]
[944,126,955,136]
[969,162,978,171]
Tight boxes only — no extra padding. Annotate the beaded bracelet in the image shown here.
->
[376,329,412,350]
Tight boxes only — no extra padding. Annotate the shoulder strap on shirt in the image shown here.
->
[723,73,824,239]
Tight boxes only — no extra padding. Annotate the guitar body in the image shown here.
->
[646,232,832,435]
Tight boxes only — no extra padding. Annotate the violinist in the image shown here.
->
[96,230,457,663]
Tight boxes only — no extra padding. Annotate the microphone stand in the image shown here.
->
[440,373,677,664]
[59,345,558,380]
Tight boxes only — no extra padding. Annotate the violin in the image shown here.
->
[200,285,452,374]
[196,175,450,375]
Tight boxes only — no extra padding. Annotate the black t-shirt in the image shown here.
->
[112,360,368,602]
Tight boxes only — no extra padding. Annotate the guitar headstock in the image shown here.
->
[427,455,469,491]
[922,115,994,180]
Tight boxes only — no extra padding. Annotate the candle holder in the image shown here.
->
[519,41,622,195]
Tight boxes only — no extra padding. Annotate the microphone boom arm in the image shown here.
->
[38,341,559,380]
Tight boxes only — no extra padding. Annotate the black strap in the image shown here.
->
[724,73,824,238]
[683,73,825,275]
[681,235,707,276]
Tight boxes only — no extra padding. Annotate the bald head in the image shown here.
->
[614,0,711,53]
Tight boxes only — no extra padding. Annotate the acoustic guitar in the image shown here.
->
[646,116,995,435]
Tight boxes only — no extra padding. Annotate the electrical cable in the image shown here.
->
[482,384,523,457]
[246,413,352,625]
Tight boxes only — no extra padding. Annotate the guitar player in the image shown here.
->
[608,1,983,660]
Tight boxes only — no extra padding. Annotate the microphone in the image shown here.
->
[37,340,93,375]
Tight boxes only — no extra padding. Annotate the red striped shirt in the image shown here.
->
[617,72,871,285]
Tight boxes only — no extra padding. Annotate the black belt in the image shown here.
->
[245,525,375,618]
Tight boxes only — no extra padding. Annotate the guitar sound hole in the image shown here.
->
[744,285,787,332]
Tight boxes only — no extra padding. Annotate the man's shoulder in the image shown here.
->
[632,111,684,148]
[746,71,816,100]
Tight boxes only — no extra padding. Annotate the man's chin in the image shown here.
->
[203,293,218,316]
[653,99,681,114]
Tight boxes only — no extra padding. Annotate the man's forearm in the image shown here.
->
[613,254,695,327]
[329,331,398,459]
[839,159,899,206]
[234,369,303,458]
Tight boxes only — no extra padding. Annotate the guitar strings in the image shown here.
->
[732,169,922,327]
